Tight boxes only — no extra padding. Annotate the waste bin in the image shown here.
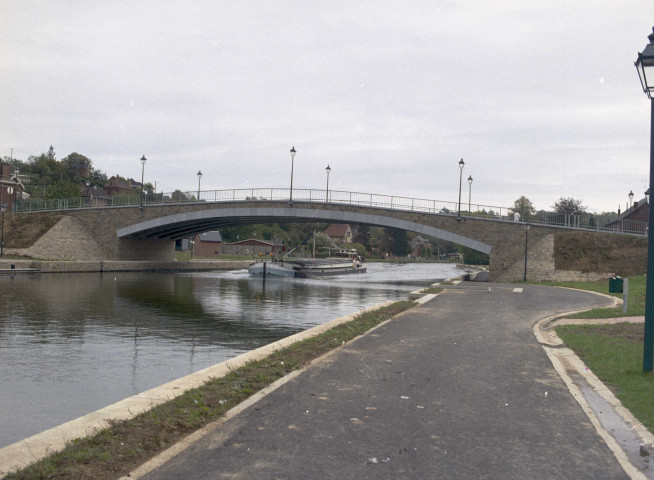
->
[609,276,623,293]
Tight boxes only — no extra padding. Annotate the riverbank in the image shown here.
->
[0,300,415,479]
[0,259,253,274]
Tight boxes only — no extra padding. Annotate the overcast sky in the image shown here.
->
[2,1,654,213]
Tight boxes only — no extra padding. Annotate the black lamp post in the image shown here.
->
[635,26,654,372]
[325,165,331,202]
[197,170,203,201]
[457,158,465,218]
[467,175,473,214]
[629,190,635,209]
[523,222,530,282]
[140,155,147,209]
[0,202,6,258]
[289,146,296,205]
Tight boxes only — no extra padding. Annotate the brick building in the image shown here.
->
[323,224,353,243]
[193,231,223,257]
[0,161,23,210]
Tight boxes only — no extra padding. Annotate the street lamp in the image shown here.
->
[635,26,654,372]
[467,175,473,214]
[140,155,147,209]
[325,164,331,202]
[197,170,203,201]
[289,146,296,205]
[457,158,465,219]
[523,222,530,282]
[0,202,6,258]
[629,190,635,209]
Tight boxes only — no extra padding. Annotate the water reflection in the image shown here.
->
[0,262,463,447]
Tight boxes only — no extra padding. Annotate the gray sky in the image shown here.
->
[2,1,654,213]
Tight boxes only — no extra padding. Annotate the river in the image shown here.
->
[0,262,465,448]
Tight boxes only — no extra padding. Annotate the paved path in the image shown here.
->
[138,283,629,479]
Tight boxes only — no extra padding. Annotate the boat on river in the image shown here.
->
[248,248,366,278]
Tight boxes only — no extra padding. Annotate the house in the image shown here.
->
[193,231,223,257]
[410,235,432,257]
[323,224,353,243]
[0,161,24,208]
[221,238,285,257]
[606,198,648,234]
[104,176,135,196]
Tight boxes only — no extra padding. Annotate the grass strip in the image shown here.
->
[555,323,654,433]
[538,275,645,318]
[5,301,415,480]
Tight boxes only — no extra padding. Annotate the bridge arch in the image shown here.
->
[117,206,492,254]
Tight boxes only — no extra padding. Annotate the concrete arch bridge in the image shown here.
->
[8,188,647,282]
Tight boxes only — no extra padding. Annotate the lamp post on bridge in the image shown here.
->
[467,175,473,214]
[629,190,635,209]
[140,155,147,210]
[325,164,331,203]
[457,158,465,219]
[289,146,296,205]
[197,170,203,202]
[635,26,654,372]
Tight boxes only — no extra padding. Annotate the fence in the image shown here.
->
[13,187,647,236]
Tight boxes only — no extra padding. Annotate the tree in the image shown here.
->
[61,152,92,180]
[552,197,587,215]
[509,196,535,218]
[387,228,411,257]
[43,181,81,200]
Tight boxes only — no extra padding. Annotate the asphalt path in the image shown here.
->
[139,283,628,479]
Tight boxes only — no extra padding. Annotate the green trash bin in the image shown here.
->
[609,276,623,293]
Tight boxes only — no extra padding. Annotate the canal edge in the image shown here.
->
[0,299,397,477]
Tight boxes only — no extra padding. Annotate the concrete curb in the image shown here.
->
[534,308,653,480]
[0,300,395,476]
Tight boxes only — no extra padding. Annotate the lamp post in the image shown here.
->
[467,175,473,214]
[457,158,465,219]
[629,190,635,209]
[197,170,203,201]
[289,146,296,205]
[140,155,147,209]
[0,202,5,258]
[325,164,331,202]
[635,26,654,372]
[523,222,530,282]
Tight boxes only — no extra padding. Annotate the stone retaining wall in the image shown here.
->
[0,260,252,273]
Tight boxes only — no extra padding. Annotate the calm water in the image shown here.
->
[0,262,464,447]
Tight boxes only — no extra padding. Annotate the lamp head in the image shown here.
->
[458,158,464,170]
[290,146,296,158]
[635,27,654,98]
[140,155,147,165]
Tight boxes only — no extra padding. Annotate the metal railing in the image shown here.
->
[13,187,648,236]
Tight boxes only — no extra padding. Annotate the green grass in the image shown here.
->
[556,323,654,433]
[538,275,645,318]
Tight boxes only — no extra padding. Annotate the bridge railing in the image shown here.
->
[13,187,647,236]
